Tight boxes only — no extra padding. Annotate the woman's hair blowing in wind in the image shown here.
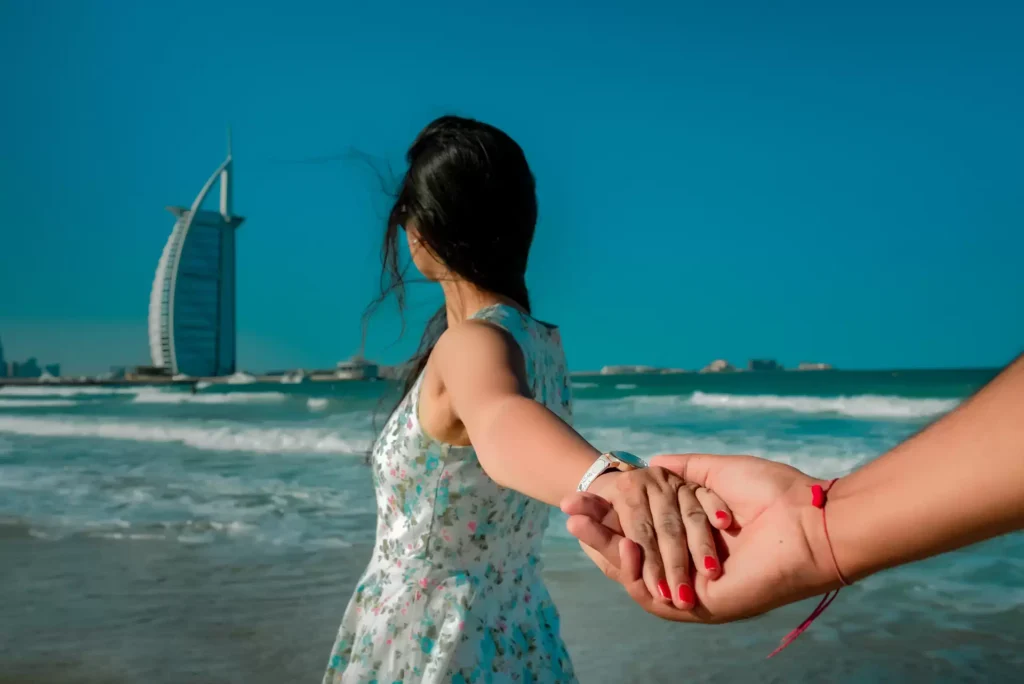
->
[365,115,538,409]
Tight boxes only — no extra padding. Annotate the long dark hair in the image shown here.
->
[366,115,538,409]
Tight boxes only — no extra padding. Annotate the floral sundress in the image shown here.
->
[323,304,577,683]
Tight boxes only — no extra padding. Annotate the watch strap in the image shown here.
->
[577,452,644,492]
[577,454,612,492]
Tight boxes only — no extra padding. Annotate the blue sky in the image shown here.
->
[1,0,1021,374]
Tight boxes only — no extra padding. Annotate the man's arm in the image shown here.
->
[821,352,1024,582]
[563,352,1024,623]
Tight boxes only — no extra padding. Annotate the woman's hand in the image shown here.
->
[583,465,733,610]
[564,454,839,623]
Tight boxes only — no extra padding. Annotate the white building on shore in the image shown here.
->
[147,133,244,377]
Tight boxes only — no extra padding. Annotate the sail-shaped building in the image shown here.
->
[147,136,244,377]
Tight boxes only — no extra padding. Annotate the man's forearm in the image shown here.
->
[818,354,1024,583]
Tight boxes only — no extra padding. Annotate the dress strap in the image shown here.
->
[469,304,536,387]
[470,303,531,342]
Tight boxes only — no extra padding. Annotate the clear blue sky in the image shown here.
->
[1,0,1021,374]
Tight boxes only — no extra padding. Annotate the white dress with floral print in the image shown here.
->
[323,304,577,684]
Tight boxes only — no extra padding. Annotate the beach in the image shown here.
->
[2,369,1023,682]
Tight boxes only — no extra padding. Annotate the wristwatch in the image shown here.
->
[577,451,648,492]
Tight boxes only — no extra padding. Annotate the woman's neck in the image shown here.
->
[441,279,516,325]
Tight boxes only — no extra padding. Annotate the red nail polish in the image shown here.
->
[704,556,719,572]
[657,580,671,600]
[677,584,695,605]
[715,511,729,521]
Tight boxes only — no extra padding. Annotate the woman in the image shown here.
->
[323,116,733,683]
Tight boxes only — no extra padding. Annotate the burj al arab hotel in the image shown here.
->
[147,136,244,377]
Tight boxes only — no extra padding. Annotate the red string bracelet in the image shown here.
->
[767,478,849,658]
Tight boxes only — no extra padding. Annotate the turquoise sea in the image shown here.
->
[2,369,1022,682]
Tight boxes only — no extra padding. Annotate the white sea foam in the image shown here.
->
[0,399,79,408]
[91,532,166,542]
[571,382,598,390]
[306,537,354,550]
[576,391,958,422]
[688,392,958,419]
[579,426,872,478]
[131,392,289,405]
[1,460,374,548]
[307,398,329,411]
[614,383,638,390]
[574,394,688,421]
[0,416,370,454]
[0,385,159,398]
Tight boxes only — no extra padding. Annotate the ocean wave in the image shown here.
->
[90,531,168,542]
[579,426,872,478]
[575,391,959,422]
[307,398,329,411]
[688,392,958,418]
[573,394,688,421]
[0,385,159,397]
[0,398,79,408]
[614,383,638,390]
[571,382,598,390]
[131,392,289,405]
[0,461,373,548]
[35,522,358,548]
[0,416,370,454]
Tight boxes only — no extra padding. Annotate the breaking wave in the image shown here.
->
[131,392,289,405]
[0,416,369,454]
[687,392,958,418]
[0,385,158,397]
[578,426,873,478]
[0,399,80,408]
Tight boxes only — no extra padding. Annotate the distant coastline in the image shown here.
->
[569,363,999,378]
[578,359,836,376]
[0,362,1003,389]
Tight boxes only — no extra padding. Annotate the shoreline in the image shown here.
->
[3,531,1021,683]
[0,375,384,389]
[568,365,999,378]
[2,368,1018,682]
[0,366,1001,389]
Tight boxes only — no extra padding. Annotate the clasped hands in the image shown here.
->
[562,453,840,624]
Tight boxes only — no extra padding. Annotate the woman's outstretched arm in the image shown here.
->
[428,320,731,609]
[563,352,1024,623]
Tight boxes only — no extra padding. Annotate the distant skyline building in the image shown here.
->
[147,134,244,377]
[748,359,783,371]
[0,336,62,379]
[9,358,42,379]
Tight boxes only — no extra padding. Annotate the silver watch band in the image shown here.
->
[577,454,615,492]
[577,452,646,492]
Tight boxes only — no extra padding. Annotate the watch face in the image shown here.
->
[609,451,648,468]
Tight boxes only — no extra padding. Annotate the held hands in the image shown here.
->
[582,466,734,611]
[563,454,840,623]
